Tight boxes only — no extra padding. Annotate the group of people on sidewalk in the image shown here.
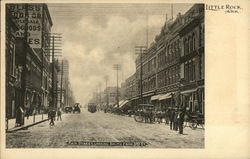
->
[48,108,62,126]
[166,107,188,134]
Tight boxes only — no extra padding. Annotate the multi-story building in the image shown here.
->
[124,4,204,114]
[6,4,53,121]
[57,59,75,108]
[179,4,204,114]
[5,7,21,119]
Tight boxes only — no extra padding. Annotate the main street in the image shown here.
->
[6,109,204,148]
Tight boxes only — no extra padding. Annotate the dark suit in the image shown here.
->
[178,111,185,134]
[169,110,174,130]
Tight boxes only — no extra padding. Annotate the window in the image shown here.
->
[192,33,196,50]
[188,36,192,53]
[185,62,189,81]
[193,61,196,81]
[167,46,170,62]
[177,40,180,57]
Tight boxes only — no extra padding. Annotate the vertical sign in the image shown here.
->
[8,4,43,48]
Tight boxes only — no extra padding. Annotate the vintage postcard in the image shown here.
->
[1,0,249,159]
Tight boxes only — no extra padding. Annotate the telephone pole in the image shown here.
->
[105,76,109,107]
[60,60,63,108]
[135,46,147,105]
[113,64,121,108]
[45,33,62,108]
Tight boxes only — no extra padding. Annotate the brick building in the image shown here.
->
[124,4,204,114]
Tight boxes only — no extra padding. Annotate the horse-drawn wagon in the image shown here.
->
[134,104,154,123]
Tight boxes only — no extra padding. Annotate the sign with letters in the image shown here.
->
[9,4,43,48]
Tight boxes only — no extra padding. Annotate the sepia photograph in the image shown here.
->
[3,2,205,149]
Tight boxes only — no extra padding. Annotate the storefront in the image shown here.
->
[150,92,176,111]
[181,87,204,114]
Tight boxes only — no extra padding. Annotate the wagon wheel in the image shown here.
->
[191,119,198,130]
[134,114,144,122]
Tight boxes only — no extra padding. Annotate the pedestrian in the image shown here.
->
[165,108,170,125]
[173,109,178,131]
[25,108,29,119]
[48,109,54,126]
[184,111,189,127]
[169,108,174,130]
[178,109,185,134]
[57,108,62,121]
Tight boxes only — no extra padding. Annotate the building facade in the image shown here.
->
[6,4,54,122]
[5,7,21,119]
[124,4,204,114]
[57,59,75,108]
[179,4,205,114]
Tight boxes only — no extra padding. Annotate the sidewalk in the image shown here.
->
[6,114,49,133]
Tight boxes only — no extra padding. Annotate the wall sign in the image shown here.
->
[9,4,43,48]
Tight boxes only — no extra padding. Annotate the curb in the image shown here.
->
[6,119,49,133]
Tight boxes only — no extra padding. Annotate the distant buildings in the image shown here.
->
[57,59,75,108]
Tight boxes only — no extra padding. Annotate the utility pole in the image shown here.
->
[45,33,62,109]
[113,64,121,108]
[135,46,147,105]
[60,60,63,108]
[18,3,28,126]
[104,75,109,110]
[171,4,174,21]
[146,9,149,48]
[105,77,108,107]
[51,36,55,107]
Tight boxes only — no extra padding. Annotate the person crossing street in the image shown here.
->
[177,108,185,134]
[57,108,62,121]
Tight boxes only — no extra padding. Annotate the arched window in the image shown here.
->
[189,36,192,52]
[185,39,189,55]
[184,39,186,55]
[173,42,176,60]
[167,45,170,62]
[192,32,196,50]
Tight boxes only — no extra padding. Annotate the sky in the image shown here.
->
[47,3,194,105]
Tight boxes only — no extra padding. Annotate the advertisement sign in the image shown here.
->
[8,4,43,48]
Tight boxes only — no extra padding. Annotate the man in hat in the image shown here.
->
[177,108,185,134]
[169,107,174,130]
[173,108,178,131]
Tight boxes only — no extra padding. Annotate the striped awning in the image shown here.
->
[181,88,197,94]
[151,95,160,100]
[159,93,172,100]
[120,100,129,108]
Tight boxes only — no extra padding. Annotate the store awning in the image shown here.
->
[181,88,197,94]
[130,96,139,100]
[119,100,125,106]
[143,92,154,97]
[151,95,160,101]
[120,100,129,108]
[159,93,172,100]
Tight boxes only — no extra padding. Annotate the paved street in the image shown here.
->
[6,109,204,148]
